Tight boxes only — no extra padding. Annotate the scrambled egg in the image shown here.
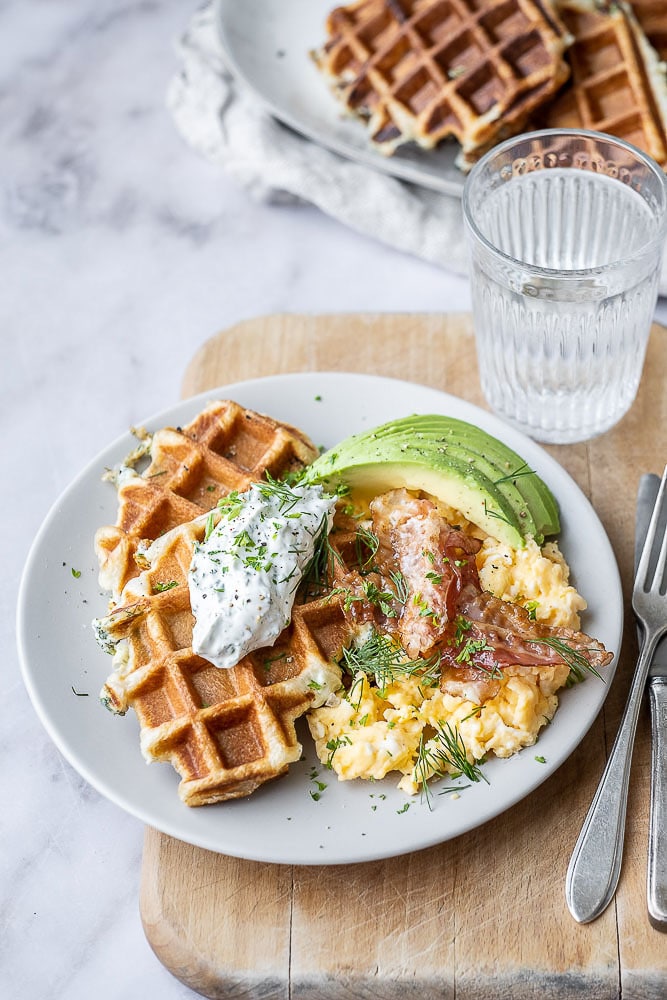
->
[307,524,582,796]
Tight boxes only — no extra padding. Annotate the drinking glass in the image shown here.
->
[462,129,667,444]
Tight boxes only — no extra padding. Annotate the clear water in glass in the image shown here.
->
[464,134,667,444]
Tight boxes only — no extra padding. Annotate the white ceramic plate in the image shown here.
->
[215,0,466,196]
[18,373,622,865]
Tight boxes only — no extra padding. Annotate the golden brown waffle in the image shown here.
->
[95,400,319,602]
[536,0,667,167]
[94,516,354,805]
[629,1,667,64]
[92,400,357,805]
[312,0,571,164]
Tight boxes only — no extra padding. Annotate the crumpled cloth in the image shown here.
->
[167,1,667,293]
[166,1,469,275]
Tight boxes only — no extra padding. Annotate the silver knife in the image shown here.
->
[635,473,667,930]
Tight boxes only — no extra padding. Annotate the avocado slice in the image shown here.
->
[303,414,560,548]
[396,415,560,541]
[368,414,560,542]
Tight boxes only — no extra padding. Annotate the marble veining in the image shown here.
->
[2,1,664,998]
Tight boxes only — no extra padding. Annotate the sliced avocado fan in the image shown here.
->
[303,414,560,549]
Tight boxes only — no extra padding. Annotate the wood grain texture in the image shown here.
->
[140,313,667,999]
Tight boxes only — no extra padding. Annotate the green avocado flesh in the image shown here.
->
[303,414,560,549]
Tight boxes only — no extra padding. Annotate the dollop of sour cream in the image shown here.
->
[188,481,337,669]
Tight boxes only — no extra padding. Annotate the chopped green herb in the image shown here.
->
[325,734,352,768]
[455,637,495,665]
[524,600,539,621]
[362,579,397,617]
[453,615,472,643]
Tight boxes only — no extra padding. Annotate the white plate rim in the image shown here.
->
[17,371,622,864]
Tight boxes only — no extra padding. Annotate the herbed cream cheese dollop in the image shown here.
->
[188,480,337,669]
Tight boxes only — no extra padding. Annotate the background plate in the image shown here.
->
[17,372,621,864]
[216,0,466,196]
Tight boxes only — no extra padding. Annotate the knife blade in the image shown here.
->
[635,473,667,930]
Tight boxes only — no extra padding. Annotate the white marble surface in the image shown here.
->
[4,3,667,999]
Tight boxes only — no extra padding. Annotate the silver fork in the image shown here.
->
[566,465,667,924]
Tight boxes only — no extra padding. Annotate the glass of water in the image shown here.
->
[462,129,667,444]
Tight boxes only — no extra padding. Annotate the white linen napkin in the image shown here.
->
[166,2,469,275]
[167,2,667,293]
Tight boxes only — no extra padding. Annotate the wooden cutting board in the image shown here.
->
[140,313,667,1000]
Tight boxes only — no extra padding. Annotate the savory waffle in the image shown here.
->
[95,519,353,805]
[95,400,319,602]
[312,0,571,165]
[92,400,355,806]
[536,0,667,167]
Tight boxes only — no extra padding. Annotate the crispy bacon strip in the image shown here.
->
[369,489,480,656]
[439,585,613,696]
[332,489,613,691]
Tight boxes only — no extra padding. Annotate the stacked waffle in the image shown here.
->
[93,400,352,806]
[313,0,572,167]
[313,0,667,170]
[535,0,667,169]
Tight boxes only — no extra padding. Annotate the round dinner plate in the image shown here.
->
[215,0,466,197]
[17,372,622,865]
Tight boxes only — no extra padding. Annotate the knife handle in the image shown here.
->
[648,677,667,930]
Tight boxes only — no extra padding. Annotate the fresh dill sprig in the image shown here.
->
[340,629,441,696]
[493,462,535,485]
[482,500,513,526]
[255,473,307,514]
[355,526,380,571]
[532,636,604,684]
[415,721,488,809]
[299,521,342,598]
[389,569,409,605]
